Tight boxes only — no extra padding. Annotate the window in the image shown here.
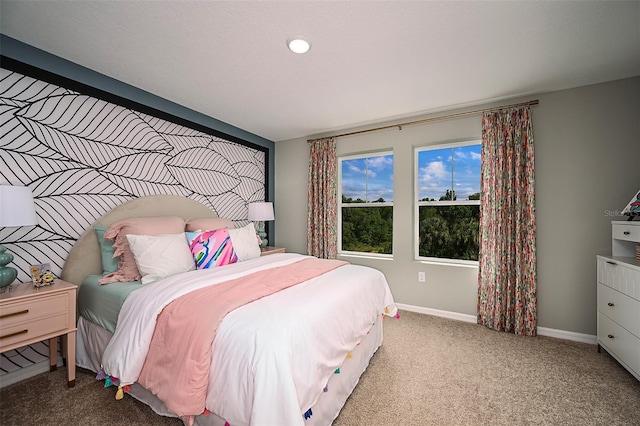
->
[339,152,393,255]
[415,142,481,263]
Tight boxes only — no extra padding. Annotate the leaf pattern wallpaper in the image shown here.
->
[0,67,266,286]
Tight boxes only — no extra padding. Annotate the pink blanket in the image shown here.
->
[136,258,347,420]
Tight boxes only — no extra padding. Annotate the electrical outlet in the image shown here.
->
[418,272,426,282]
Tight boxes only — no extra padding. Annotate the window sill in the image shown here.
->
[415,258,479,268]
[338,252,394,261]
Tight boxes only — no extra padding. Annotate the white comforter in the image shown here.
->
[101,253,397,426]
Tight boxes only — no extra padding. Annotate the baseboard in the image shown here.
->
[537,327,597,345]
[396,303,597,345]
[396,303,476,323]
[0,359,63,389]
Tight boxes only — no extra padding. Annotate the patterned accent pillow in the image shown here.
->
[186,228,238,269]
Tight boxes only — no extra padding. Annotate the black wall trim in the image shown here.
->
[0,55,268,154]
[1,54,271,201]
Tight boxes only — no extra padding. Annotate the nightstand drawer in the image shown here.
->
[0,279,77,387]
[0,292,70,329]
[0,312,69,349]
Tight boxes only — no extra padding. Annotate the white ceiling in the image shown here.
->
[2,1,639,142]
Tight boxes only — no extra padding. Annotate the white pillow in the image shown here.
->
[126,233,196,284]
[228,223,261,261]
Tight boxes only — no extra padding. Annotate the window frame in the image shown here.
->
[414,140,481,266]
[338,150,394,258]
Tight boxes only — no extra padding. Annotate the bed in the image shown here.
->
[61,195,397,426]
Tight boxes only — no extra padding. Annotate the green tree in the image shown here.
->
[419,214,450,257]
[341,195,392,254]
[440,189,456,201]
[418,190,479,260]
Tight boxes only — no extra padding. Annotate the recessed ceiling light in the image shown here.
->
[287,37,311,54]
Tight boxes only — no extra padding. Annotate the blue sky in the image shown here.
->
[417,144,481,201]
[342,144,480,201]
[341,154,394,202]
[341,144,481,203]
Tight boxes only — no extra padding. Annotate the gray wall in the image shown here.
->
[275,77,640,335]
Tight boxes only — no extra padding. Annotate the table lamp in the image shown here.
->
[248,202,274,248]
[0,185,38,288]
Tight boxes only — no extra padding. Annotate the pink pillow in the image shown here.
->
[98,216,186,284]
[185,229,238,269]
[185,217,234,232]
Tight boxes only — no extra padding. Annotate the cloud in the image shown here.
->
[470,151,481,161]
[454,183,480,199]
[419,182,449,195]
[367,155,393,169]
[347,163,376,178]
[420,161,449,183]
[341,179,366,200]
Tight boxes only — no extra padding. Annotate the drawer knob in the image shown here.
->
[607,302,614,307]
[0,329,28,340]
[0,309,29,319]
[607,334,614,339]
[606,261,617,265]
[623,231,630,235]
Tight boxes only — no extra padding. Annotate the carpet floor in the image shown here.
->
[1,310,638,425]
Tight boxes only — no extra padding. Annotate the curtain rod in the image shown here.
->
[307,99,539,143]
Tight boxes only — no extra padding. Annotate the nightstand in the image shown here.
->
[260,246,286,256]
[0,279,77,387]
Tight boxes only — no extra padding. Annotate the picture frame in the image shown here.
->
[30,263,55,287]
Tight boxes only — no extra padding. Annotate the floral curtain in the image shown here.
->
[477,106,537,336]
[307,137,338,259]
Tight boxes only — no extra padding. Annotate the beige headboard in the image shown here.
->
[61,195,216,286]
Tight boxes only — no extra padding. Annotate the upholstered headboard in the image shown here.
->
[61,195,216,286]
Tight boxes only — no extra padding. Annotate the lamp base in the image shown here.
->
[0,244,17,288]
[254,221,268,248]
[258,231,268,248]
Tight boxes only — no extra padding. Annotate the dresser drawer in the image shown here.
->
[0,292,70,329]
[597,257,640,301]
[598,313,640,377]
[612,223,640,243]
[598,284,640,337]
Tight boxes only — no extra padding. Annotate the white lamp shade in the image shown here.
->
[247,202,274,221]
[0,185,38,227]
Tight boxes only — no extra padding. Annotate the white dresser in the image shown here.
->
[596,220,640,381]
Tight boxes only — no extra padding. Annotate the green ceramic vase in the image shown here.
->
[0,245,18,288]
